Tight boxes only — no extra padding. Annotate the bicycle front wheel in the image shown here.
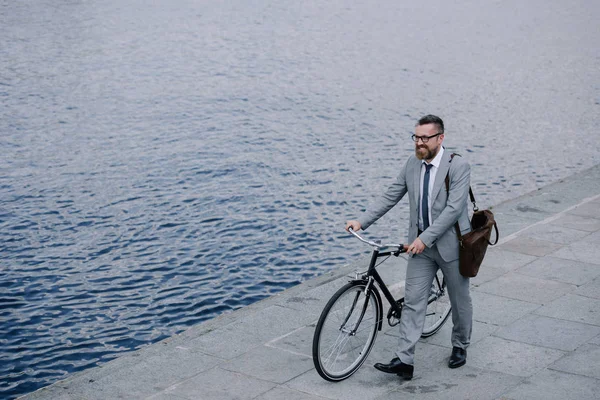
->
[421,270,452,338]
[312,282,380,381]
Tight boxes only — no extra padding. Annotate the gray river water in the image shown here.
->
[1,0,599,398]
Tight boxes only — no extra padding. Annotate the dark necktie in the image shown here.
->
[422,163,434,230]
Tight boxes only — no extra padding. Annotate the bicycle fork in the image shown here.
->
[339,277,374,336]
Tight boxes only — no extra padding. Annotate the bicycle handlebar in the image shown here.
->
[348,228,406,251]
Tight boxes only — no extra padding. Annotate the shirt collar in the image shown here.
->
[423,146,445,169]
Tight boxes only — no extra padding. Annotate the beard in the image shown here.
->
[415,145,436,161]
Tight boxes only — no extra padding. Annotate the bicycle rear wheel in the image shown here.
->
[312,282,380,381]
[421,270,452,337]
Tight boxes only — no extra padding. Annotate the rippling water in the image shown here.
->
[2,0,599,398]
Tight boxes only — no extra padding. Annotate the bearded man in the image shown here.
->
[345,114,473,379]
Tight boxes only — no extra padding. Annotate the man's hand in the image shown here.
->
[407,237,426,255]
[345,220,362,232]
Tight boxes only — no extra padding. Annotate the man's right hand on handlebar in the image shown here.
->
[345,220,362,232]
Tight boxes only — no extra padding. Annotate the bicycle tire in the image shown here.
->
[421,270,452,338]
[312,282,380,381]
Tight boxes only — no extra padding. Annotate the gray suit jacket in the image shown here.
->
[358,150,472,262]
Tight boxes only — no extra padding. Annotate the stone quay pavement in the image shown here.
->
[22,164,600,400]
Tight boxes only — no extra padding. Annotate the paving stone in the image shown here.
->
[490,211,541,238]
[533,171,600,207]
[500,369,600,400]
[165,368,276,399]
[566,201,600,218]
[364,335,513,398]
[519,223,591,244]
[550,343,600,379]
[124,346,223,386]
[471,264,508,286]
[260,386,330,400]
[17,387,87,400]
[173,310,244,342]
[222,345,313,384]
[418,319,498,348]
[479,248,538,271]
[25,347,220,400]
[285,364,399,400]
[470,291,541,326]
[474,272,575,305]
[266,325,314,358]
[492,204,552,223]
[535,293,600,326]
[186,305,317,359]
[517,191,595,214]
[550,241,600,265]
[581,229,600,244]
[550,214,600,232]
[494,314,600,351]
[366,330,527,400]
[283,278,350,312]
[497,236,563,257]
[589,334,600,346]
[147,393,188,400]
[575,276,600,299]
[165,368,276,400]
[184,326,262,360]
[61,348,145,385]
[375,365,522,400]
[467,336,565,377]
[369,330,450,373]
[516,256,600,285]
[59,347,222,399]
[286,335,405,400]
[43,378,144,400]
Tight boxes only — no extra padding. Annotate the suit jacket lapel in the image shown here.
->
[431,150,452,202]
[412,157,421,207]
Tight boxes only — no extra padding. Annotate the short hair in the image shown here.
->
[416,115,444,134]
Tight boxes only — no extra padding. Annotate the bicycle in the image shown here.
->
[312,228,452,382]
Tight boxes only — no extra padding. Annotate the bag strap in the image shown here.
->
[489,223,499,245]
[446,154,465,243]
[446,153,499,246]
[447,154,478,210]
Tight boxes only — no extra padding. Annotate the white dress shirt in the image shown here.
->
[418,146,445,231]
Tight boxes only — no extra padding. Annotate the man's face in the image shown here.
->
[414,123,444,161]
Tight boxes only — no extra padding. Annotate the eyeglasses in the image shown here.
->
[411,132,442,143]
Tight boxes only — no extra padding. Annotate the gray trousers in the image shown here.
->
[396,245,472,365]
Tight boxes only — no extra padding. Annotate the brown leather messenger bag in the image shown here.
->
[446,154,499,277]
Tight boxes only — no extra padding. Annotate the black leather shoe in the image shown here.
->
[374,357,414,379]
[448,347,467,369]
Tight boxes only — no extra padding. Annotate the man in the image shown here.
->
[345,115,472,380]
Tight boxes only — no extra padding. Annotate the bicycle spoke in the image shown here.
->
[421,271,452,337]
[324,333,353,370]
[322,316,374,366]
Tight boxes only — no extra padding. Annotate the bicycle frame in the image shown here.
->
[349,247,405,332]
